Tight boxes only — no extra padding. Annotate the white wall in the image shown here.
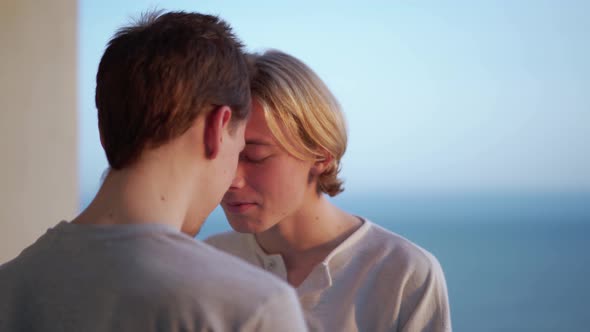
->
[0,0,78,264]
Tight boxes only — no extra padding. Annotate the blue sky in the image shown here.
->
[79,0,590,201]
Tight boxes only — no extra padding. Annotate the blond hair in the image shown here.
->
[249,50,347,196]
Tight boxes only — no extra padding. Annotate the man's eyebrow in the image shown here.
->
[245,139,273,146]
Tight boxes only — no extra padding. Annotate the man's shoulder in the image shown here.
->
[191,237,280,283]
[204,230,253,259]
[0,229,55,278]
[155,240,301,329]
[359,222,451,331]
[155,237,294,304]
[358,220,445,280]
[0,255,24,284]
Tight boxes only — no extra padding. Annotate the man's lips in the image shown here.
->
[222,201,258,213]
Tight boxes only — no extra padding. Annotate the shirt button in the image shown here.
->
[266,261,276,270]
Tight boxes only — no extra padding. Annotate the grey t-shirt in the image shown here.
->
[0,221,307,332]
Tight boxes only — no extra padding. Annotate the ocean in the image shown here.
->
[82,191,590,331]
[197,191,590,332]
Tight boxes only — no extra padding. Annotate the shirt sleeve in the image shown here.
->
[398,253,452,332]
[242,286,309,332]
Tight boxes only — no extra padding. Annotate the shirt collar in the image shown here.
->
[245,217,372,294]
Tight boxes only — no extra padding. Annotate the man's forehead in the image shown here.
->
[246,98,278,146]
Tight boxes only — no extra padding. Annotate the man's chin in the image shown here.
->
[228,218,267,234]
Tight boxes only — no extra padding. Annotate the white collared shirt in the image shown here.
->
[206,218,452,332]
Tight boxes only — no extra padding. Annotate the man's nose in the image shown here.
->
[229,163,246,190]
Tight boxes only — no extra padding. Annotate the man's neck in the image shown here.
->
[72,161,205,235]
[256,195,361,267]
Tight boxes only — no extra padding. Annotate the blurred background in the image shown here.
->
[3,1,589,331]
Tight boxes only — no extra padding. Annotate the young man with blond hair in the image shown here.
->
[207,50,451,331]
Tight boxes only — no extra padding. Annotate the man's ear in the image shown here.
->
[204,106,232,159]
[310,150,333,176]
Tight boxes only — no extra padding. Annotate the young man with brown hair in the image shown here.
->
[0,11,307,332]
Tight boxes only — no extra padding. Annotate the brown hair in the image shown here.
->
[249,50,347,196]
[96,11,251,169]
